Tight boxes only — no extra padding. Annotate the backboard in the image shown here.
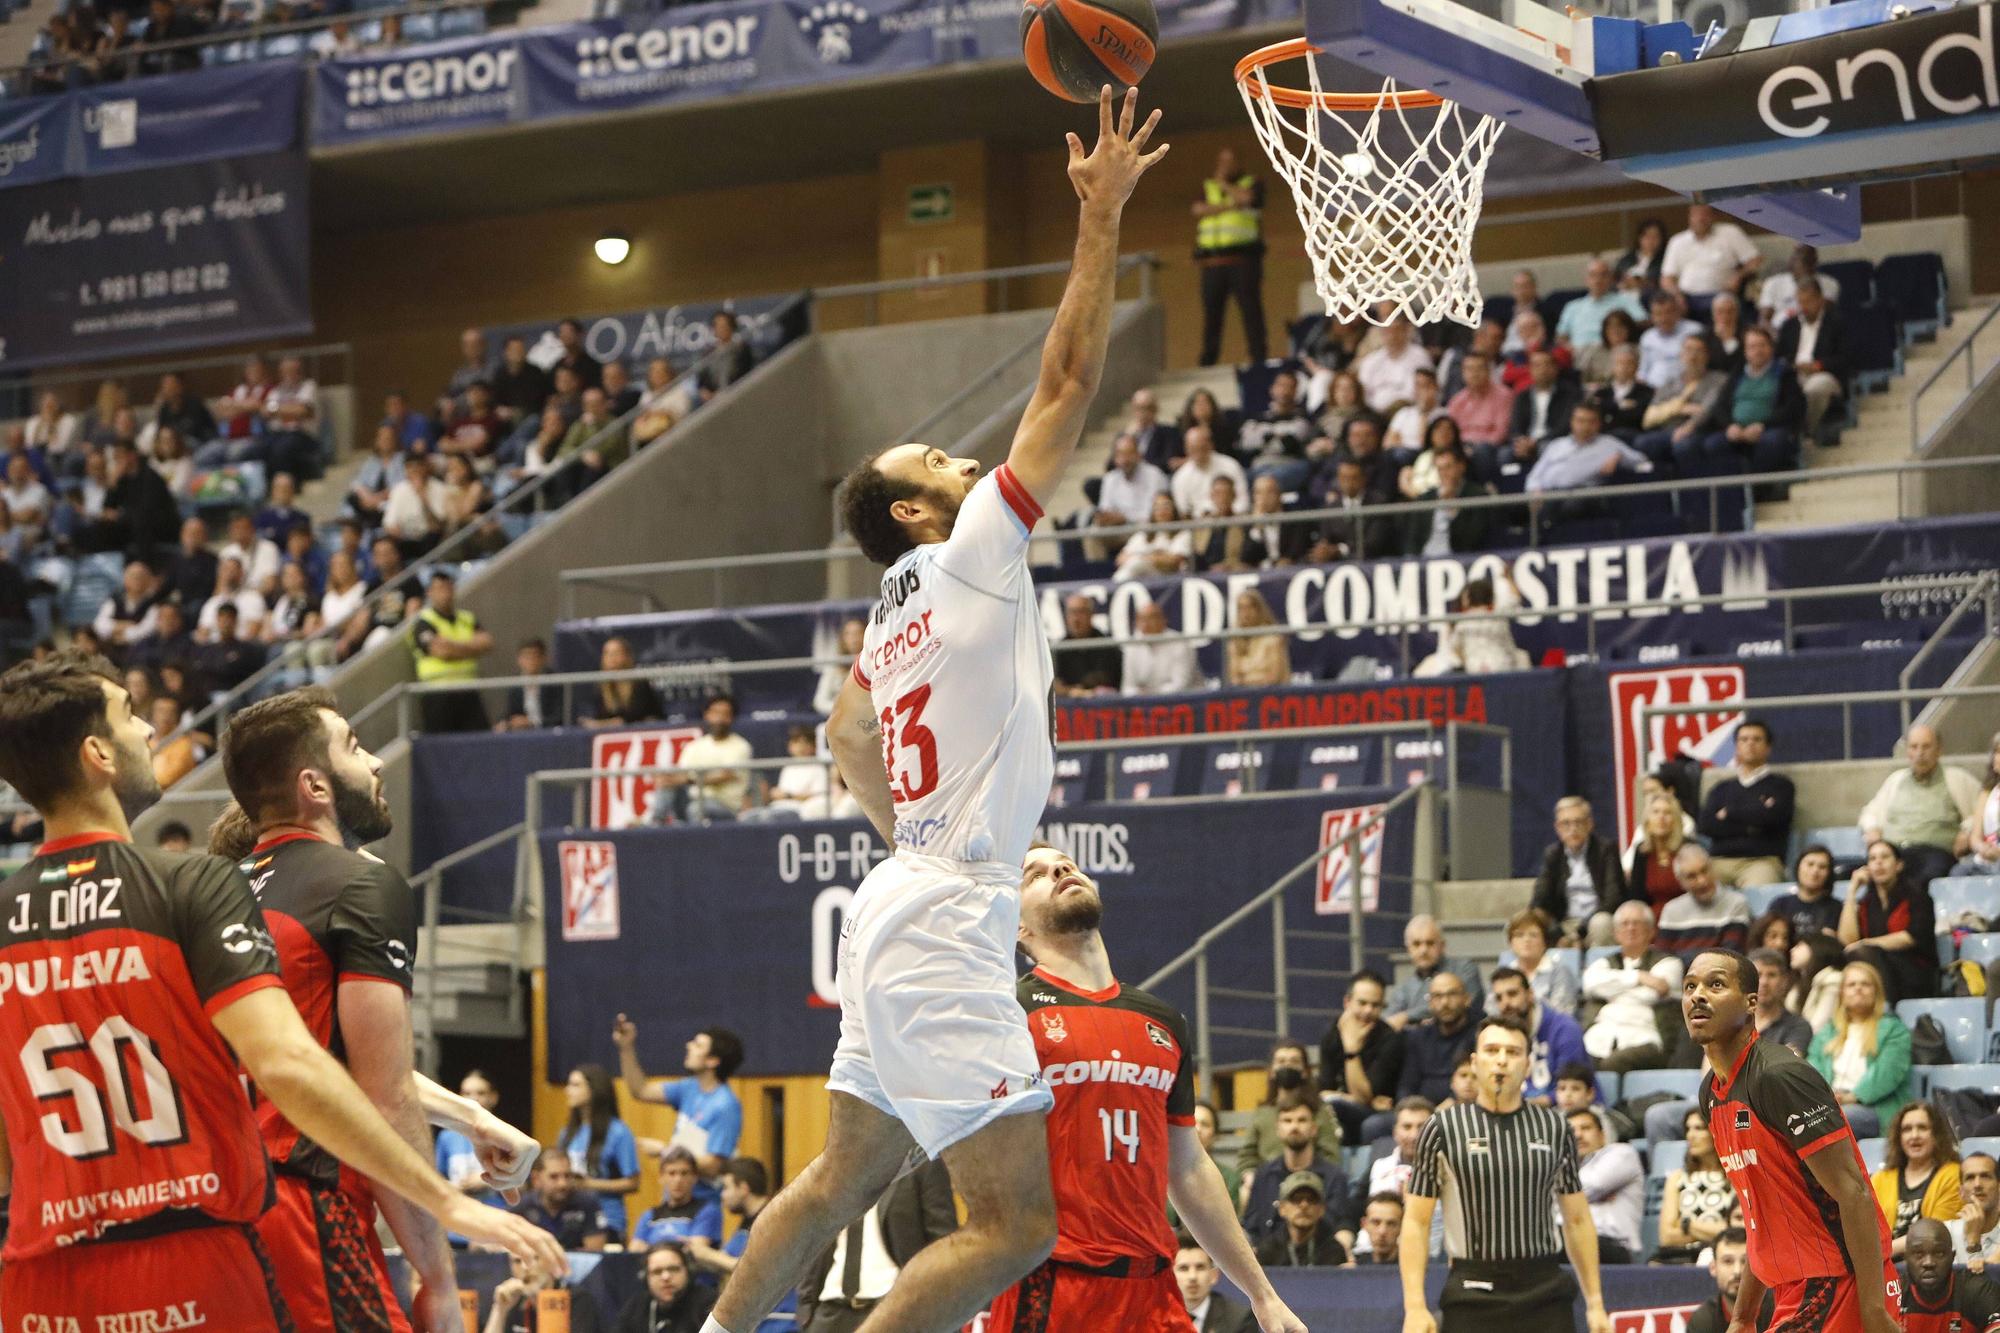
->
[1300,0,2000,243]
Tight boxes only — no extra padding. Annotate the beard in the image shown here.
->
[1043,889,1104,936]
[111,737,162,822]
[927,481,967,537]
[332,771,393,846]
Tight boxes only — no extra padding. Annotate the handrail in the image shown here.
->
[810,255,1156,304]
[407,818,525,1072]
[8,341,355,398]
[1638,683,2000,764]
[1898,570,1999,735]
[1911,300,2000,456]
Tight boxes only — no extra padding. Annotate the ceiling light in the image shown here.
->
[594,234,631,266]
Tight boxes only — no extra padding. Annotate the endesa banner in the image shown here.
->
[540,790,1418,1077]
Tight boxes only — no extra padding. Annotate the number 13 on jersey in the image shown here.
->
[880,685,939,803]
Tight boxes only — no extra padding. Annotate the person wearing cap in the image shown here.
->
[1252,1171,1348,1268]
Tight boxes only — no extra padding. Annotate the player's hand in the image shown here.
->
[1066,87,1169,212]
[1252,1292,1309,1332]
[470,1108,539,1203]
[612,1013,638,1050]
[1402,1308,1437,1333]
[1584,1305,1613,1333]
[442,1197,568,1281]
[411,1278,462,1333]
[1858,1303,1902,1333]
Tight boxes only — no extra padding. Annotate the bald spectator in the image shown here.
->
[443,327,497,410]
[1656,845,1752,959]
[1395,976,1476,1107]
[1121,601,1202,696]
[1661,204,1762,304]
[1501,270,1548,355]
[1055,595,1121,696]
[1557,258,1648,351]
[1637,290,1705,393]
[1581,902,1683,1072]
[1860,724,1982,887]
[1383,916,1486,1028]
[1355,319,1433,415]
[1124,388,1183,472]
[1499,310,1571,392]
[1096,433,1170,534]
[1758,244,1842,326]
[1171,425,1248,518]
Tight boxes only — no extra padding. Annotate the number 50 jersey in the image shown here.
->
[853,465,1053,869]
[0,835,284,1259]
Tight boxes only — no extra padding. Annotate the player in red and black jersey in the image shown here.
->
[1903,1220,2000,1333]
[985,845,1305,1333]
[219,687,543,1333]
[1686,947,1901,1333]
[0,655,560,1331]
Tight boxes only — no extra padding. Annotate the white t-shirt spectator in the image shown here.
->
[1356,343,1435,414]
[1757,271,1842,326]
[382,476,449,539]
[1171,454,1247,517]
[1662,223,1761,297]
[1121,636,1202,696]
[199,588,269,639]
[1113,530,1192,582]
[1097,461,1169,524]
[24,413,78,455]
[321,580,368,630]
[265,377,320,430]
[221,536,283,594]
[2,477,51,523]
[677,732,755,813]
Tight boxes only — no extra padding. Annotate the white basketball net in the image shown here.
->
[1239,57,1504,328]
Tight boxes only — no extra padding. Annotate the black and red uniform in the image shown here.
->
[241,831,419,1333]
[986,967,1198,1333]
[1901,1269,2000,1333]
[0,833,293,1329]
[1700,1032,1902,1333]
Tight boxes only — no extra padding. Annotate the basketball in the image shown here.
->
[1020,0,1159,102]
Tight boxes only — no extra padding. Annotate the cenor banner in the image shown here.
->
[0,151,310,371]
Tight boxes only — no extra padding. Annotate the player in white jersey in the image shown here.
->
[700,87,1169,1333]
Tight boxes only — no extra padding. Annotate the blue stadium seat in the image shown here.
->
[1599,1072,1621,1105]
[1816,260,1876,318]
[1874,253,1949,342]
[1621,1070,1703,1103]
[1960,934,2000,968]
[1649,1140,1686,1178]
[1847,300,1905,394]
[1857,1137,1887,1173]
[1896,998,1989,1064]
[1741,883,1790,917]
[1108,746,1184,801]
[1809,826,1866,863]
[1925,1065,2000,1097]
[1962,1137,2000,1161]
[1933,878,1998,929]
[1297,736,1380,793]
[1048,752,1103,808]
[1481,295,1517,332]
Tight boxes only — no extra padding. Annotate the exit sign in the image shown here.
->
[906,183,954,224]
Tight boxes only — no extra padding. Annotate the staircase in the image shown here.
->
[0,0,59,70]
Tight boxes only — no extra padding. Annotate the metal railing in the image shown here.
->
[1140,782,1431,1092]
[557,454,2000,618]
[1638,684,2000,763]
[6,342,355,403]
[809,255,1156,329]
[1898,571,2000,734]
[1912,300,2000,455]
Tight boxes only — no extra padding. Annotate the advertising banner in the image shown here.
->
[0,151,310,371]
[0,98,71,190]
[312,31,522,145]
[483,289,804,378]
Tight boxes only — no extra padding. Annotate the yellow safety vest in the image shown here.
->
[1197,175,1262,254]
[413,606,479,682]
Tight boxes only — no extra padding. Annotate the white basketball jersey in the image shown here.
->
[852,465,1054,868]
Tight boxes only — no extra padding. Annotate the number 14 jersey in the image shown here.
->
[853,465,1053,869]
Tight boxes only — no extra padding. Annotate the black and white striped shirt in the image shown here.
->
[1408,1100,1581,1262]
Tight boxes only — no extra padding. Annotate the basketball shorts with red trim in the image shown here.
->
[985,1260,1195,1333]
[1,1221,294,1332]
[256,1173,413,1333]
[1767,1270,1903,1333]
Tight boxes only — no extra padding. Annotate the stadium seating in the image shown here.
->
[1895,998,1989,1064]
[1856,1137,1887,1173]
[1648,1140,1685,1178]
[1741,883,1790,916]
[1923,1066,2000,1097]
[1621,1070,1703,1103]
[1874,253,1951,342]
[1960,934,2000,968]
[1934,878,1999,930]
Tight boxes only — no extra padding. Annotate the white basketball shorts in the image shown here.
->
[825,850,1053,1158]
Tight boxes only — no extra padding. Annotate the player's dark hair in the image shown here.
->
[1487,965,1527,991]
[839,451,928,567]
[560,1064,622,1179]
[724,1156,769,1196]
[700,1027,745,1080]
[1474,1013,1531,1047]
[206,799,258,860]
[1694,947,1759,995]
[1739,716,1773,746]
[220,687,339,828]
[0,652,122,811]
[1555,1062,1596,1088]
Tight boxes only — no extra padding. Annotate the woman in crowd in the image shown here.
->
[1316,372,1368,446]
[1749,909,1796,958]
[1398,415,1466,499]
[439,452,491,537]
[1950,731,2000,877]
[1179,387,1240,457]
[1654,1107,1736,1264]
[1624,791,1688,918]
[1807,959,1913,1137]
[560,1063,641,1240]
[85,380,128,449]
[1840,838,1938,1003]
[319,550,369,638]
[1225,588,1290,688]
[583,634,664,728]
[1872,1100,1964,1258]
[264,562,317,643]
[1233,1042,1342,1208]
[812,617,866,717]
[1577,309,1641,388]
[149,425,194,498]
[1615,219,1668,293]
[1114,491,1192,582]
[23,391,78,457]
[1503,907,1580,1016]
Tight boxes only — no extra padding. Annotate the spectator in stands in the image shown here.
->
[1962,1153,1999,1266]
[1308,458,1395,564]
[1195,478,1256,571]
[1486,966,1589,1105]
[1224,588,1289,688]
[1840,838,1938,1003]
[1862,724,1981,889]
[213,356,270,444]
[130,601,194,676]
[2,454,51,550]
[1576,309,1641,389]
[1770,843,1843,941]
[441,381,504,465]
[1173,1233,1251,1331]
[488,1242,604,1333]
[1385,916,1485,1028]
[633,1148,717,1251]
[1398,415,1463,499]
[1096,433,1170,536]
[1312,372,1368,463]
[1356,318,1433,416]
[1777,278,1850,437]
[663,694,754,821]
[1122,600,1201,696]
[319,553,368,645]
[1704,293,1747,375]
[1589,345,1653,442]
[263,563,318,644]
[1504,349,1580,472]
[383,451,447,561]
[220,512,282,599]
[198,603,263,694]
[1581,901,1682,1071]
[1807,959,1913,1137]
[438,455,494,548]
[411,571,492,733]
[1500,271,1547,355]
[688,1157,786,1305]
[613,1017,744,1202]
[511,1151,612,1251]
[1239,371,1319,491]
[1055,594,1121,695]
[697,312,755,401]
[583,635,663,728]
[1757,948,1825,1052]
[381,390,433,451]
[1654,1113,1737,1265]
[1401,444,1492,560]
[1413,575,1527,678]
[1696,717,1795,887]
[1662,204,1762,305]
[491,336,551,426]
[1558,258,1648,352]
[1169,425,1247,519]
[254,472,308,548]
[1243,1099,1352,1249]
[1179,388,1240,458]
[812,617,866,717]
[1568,1107,1642,1263]
[497,638,562,732]
[1658,845,1752,958]
[747,726,836,821]
[560,1064,641,1238]
[1951,732,2000,877]
[148,694,208,789]
[1397,973,1476,1105]
[1532,796,1630,946]
[1254,1172,1348,1269]
[153,372,216,448]
[1325,416,1396,503]
[555,387,631,502]
[148,428,193,499]
[94,559,162,654]
[1625,792,1689,919]
[1638,291,1704,393]
[1688,326,1802,477]
[199,556,267,642]
[1351,1193,1406,1269]
[1504,908,1580,1017]
[1757,243,1842,326]
[1525,401,1650,495]
[1366,1100,1434,1198]
[95,439,178,560]
[347,427,407,529]
[1501,312,1572,395]
[1236,1043,1341,1195]
[1123,388,1182,472]
[1383,370,1445,455]
[1875,1101,1965,1257]
[1318,969,1405,1144]
[138,0,207,74]
[550,318,602,392]
[617,1242,714,1333]
[442,328,497,411]
[1634,335,1730,469]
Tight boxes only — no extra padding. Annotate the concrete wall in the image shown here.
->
[1915,351,2000,520]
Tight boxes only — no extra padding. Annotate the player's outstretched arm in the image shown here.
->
[610,1013,671,1105]
[211,986,567,1280]
[1398,1194,1438,1333]
[1166,1127,1307,1332]
[416,1071,537,1201]
[830,672,895,843]
[1557,1192,1612,1333]
[1005,86,1169,506]
[1802,1142,1902,1333]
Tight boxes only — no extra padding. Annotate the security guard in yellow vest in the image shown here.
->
[1193,147,1268,367]
[410,570,494,732]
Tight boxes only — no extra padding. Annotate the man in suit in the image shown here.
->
[1124,387,1185,472]
[1504,349,1581,475]
[498,638,565,730]
[1237,474,1316,568]
[1530,796,1635,945]
[1399,447,1492,557]
[1174,1233,1253,1333]
[1312,458,1399,563]
[795,1158,956,1332]
[1774,277,1849,437]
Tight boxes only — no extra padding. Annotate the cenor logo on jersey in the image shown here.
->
[558,840,621,942]
[1607,666,1746,847]
[1040,1010,1068,1043]
[1316,804,1386,914]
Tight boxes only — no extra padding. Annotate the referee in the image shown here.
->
[1400,1014,1613,1333]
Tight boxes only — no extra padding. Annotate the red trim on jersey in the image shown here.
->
[336,972,408,991]
[35,830,129,855]
[1710,1031,1760,1100]
[202,972,286,1019]
[1032,965,1121,1003]
[852,660,872,690]
[1167,1114,1196,1127]
[1796,1125,1852,1159]
[251,831,327,854]
[995,465,1043,526]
